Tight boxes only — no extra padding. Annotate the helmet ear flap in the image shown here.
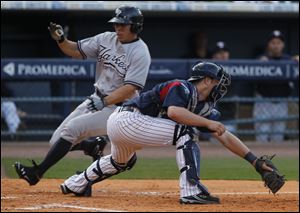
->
[130,23,143,34]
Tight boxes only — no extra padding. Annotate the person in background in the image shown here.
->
[211,41,230,61]
[210,41,237,135]
[1,81,25,137]
[253,30,295,143]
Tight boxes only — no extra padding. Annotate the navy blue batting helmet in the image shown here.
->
[188,62,231,105]
[108,6,143,34]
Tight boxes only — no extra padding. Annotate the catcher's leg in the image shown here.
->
[176,135,219,204]
[61,153,137,196]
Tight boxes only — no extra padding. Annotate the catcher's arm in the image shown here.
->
[213,130,253,158]
[213,131,270,168]
[168,106,225,136]
[213,130,285,194]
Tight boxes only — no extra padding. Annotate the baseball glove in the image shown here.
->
[255,154,285,194]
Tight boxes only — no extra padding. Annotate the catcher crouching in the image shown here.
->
[30,62,286,204]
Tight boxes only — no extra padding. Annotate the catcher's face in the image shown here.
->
[204,77,219,93]
[196,77,219,101]
[114,24,137,43]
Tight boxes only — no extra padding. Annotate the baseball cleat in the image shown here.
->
[60,183,72,194]
[14,161,41,186]
[180,193,220,204]
[60,183,92,197]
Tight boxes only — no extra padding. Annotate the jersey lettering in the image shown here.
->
[98,45,129,72]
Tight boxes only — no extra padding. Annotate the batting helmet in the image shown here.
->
[188,62,231,105]
[108,6,143,34]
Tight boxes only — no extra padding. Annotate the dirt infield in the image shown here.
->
[1,179,299,212]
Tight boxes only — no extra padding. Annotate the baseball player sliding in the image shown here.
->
[14,6,151,186]
[61,62,285,204]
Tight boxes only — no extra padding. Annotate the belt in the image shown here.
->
[118,106,137,113]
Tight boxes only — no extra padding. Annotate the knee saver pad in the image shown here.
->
[181,140,200,185]
[110,153,137,172]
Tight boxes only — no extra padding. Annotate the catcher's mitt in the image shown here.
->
[255,154,285,194]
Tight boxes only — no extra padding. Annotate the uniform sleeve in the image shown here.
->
[77,34,103,60]
[162,83,190,109]
[124,47,151,90]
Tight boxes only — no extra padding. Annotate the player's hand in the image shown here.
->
[86,94,106,112]
[48,22,65,42]
[206,120,225,136]
[252,159,273,172]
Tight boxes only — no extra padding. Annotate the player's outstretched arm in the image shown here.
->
[212,130,250,158]
[48,22,82,59]
[57,39,83,59]
[213,130,285,194]
[213,130,273,170]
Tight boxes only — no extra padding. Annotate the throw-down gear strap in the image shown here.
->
[177,140,210,195]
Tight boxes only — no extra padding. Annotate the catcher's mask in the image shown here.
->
[108,6,143,34]
[188,62,231,106]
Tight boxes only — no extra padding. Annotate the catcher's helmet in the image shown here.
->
[188,62,231,105]
[108,6,143,34]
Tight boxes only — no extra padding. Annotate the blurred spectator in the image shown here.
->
[253,30,296,143]
[183,31,210,59]
[211,41,237,134]
[211,41,230,60]
[292,54,299,62]
[1,81,26,136]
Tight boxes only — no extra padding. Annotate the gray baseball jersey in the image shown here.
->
[49,32,151,145]
[78,31,151,95]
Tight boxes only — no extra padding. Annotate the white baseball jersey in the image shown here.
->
[50,32,151,145]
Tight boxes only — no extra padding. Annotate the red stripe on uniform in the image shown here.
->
[159,81,181,102]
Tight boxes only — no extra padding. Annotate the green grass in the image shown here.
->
[2,157,298,180]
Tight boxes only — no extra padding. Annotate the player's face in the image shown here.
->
[206,78,219,92]
[212,51,230,60]
[198,77,219,100]
[114,23,137,43]
[267,38,285,57]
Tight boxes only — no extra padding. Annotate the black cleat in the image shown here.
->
[180,193,220,204]
[84,136,107,161]
[60,182,92,197]
[14,160,41,186]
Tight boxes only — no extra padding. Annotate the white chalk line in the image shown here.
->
[1,196,18,200]
[14,203,126,212]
